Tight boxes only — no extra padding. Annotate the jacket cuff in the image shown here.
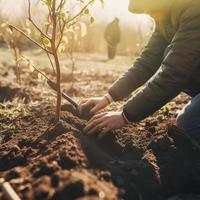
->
[123,106,135,123]
[122,111,131,124]
[108,89,121,102]
[105,93,114,104]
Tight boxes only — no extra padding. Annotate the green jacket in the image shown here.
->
[109,0,200,122]
[104,19,121,46]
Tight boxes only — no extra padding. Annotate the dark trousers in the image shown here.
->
[107,45,117,59]
[177,93,200,135]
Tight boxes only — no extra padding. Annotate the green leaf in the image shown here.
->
[42,37,50,46]
[42,0,53,6]
[163,104,172,113]
[84,8,89,15]
[24,28,31,35]
[0,110,5,117]
[99,0,104,7]
[56,11,66,19]
[90,16,95,24]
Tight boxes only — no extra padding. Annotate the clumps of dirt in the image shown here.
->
[4,167,23,181]
[34,121,77,142]
[18,137,34,149]
[25,169,118,200]
[45,131,88,169]
[52,169,118,200]
[0,82,30,103]
[61,103,93,120]
[148,135,174,152]
[0,113,119,200]
[0,145,27,171]
[0,93,200,200]
[30,159,61,178]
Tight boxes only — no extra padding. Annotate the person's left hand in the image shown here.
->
[83,111,127,138]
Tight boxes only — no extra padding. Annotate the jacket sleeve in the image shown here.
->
[108,30,168,101]
[123,12,200,122]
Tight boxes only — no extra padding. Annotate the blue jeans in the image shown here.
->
[176,93,200,134]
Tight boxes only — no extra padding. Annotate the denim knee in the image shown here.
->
[176,93,200,133]
[176,111,188,131]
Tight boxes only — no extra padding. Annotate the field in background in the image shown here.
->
[0,47,134,99]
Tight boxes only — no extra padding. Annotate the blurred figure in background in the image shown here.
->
[104,17,121,59]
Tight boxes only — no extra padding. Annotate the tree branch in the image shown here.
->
[56,20,67,49]
[56,0,94,50]
[27,0,51,40]
[8,24,53,54]
[21,55,51,81]
[67,0,95,25]
[55,0,94,48]
[56,0,65,11]
[41,40,56,75]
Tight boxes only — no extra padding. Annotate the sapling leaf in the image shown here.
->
[76,22,87,37]
[99,0,104,6]
[84,8,89,14]
[28,62,35,72]
[11,125,16,130]
[38,72,46,80]
[44,21,51,26]
[78,0,84,3]
[163,104,172,114]
[7,27,13,35]
[90,16,95,24]
[42,0,53,6]
[58,43,66,53]
[0,110,5,117]
[24,28,31,35]
[59,12,66,19]
[62,36,68,44]
[17,56,23,63]
[42,37,50,46]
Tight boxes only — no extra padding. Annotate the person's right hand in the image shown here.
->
[79,96,111,115]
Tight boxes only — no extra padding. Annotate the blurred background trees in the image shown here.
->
[0,0,154,56]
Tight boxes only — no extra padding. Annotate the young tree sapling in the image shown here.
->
[8,0,100,122]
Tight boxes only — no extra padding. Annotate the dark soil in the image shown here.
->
[0,82,29,103]
[0,82,200,200]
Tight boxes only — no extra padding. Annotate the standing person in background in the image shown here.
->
[104,17,121,60]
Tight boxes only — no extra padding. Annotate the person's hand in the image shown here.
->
[79,96,110,115]
[83,111,127,138]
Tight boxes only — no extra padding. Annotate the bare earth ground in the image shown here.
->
[0,48,200,200]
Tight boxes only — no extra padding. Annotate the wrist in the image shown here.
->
[121,111,130,124]
[104,93,113,105]
[104,93,113,104]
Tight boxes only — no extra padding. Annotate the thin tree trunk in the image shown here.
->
[52,0,61,122]
[53,48,61,122]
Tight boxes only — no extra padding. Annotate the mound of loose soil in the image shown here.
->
[0,82,30,103]
[0,84,200,200]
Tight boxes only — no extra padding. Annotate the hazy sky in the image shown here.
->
[0,0,152,29]
[0,0,26,20]
[92,0,150,24]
